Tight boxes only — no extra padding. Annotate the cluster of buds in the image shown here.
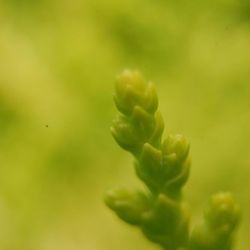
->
[111,70,190,196]
[111,70,163,157]
[105,70,240,250]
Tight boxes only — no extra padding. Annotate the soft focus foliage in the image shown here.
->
[0,0,249,250]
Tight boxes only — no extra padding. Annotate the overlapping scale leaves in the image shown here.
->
[105,70,240,250]
[111,70,163,156]
[106,70,191,249]
[111,70,190,196]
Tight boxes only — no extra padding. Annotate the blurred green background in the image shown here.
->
[0,0,249,249]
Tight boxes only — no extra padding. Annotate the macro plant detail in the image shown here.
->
[104,70,241,250]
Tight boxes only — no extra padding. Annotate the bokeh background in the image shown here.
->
[0,0,250,249]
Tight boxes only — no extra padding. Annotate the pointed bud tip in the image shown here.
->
[163,134,190,161]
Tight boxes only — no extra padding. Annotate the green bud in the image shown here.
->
[160,134,190,194]
[205,192,240,235]
[114,70,158,116]
[162,134,190,163]
[104,187,150,225]
[114,70,147,116]
[135,137,190,195]
[190,192,240,250]
[111,115,141,154]
[111,110,162,156]
[116,70,146,97]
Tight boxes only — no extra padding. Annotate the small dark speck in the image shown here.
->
[45,125,49,128]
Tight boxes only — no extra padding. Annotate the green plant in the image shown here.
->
[104,70,240,250]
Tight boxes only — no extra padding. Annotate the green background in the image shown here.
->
[0,0,249,249]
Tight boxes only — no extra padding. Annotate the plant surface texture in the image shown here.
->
[105,70,241,250]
